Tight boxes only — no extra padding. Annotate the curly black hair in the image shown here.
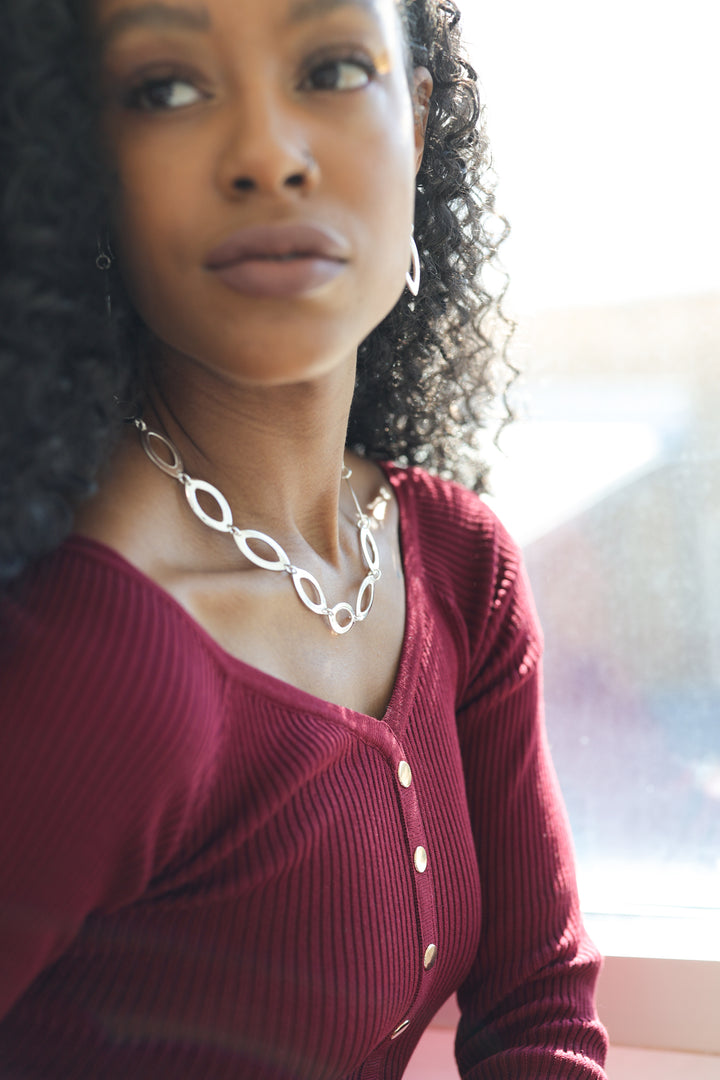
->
[0,0,513,583]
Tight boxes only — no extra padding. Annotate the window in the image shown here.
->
[458,0,720,1056]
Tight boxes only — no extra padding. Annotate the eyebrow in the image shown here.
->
[97,3,211,48]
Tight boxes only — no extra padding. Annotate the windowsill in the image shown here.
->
[596,955,720,1055]
[404,1027,720,1080]
[404,951,720,1074]
[603,1046,720,1080]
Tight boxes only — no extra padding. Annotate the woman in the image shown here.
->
[0,0,608,1076]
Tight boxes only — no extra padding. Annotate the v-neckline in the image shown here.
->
[63,463,424,731]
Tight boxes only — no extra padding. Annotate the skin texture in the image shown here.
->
[77,0,433,719]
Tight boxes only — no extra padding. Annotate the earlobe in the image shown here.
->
[412,66,433,173]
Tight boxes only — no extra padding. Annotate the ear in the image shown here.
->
[412,66,433,174]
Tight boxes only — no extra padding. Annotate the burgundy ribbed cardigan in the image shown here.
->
[0,465,608,1079]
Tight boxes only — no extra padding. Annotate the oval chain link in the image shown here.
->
[134,420,381,633]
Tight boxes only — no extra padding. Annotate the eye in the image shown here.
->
[124,76,205,112]
[306,57,376,92]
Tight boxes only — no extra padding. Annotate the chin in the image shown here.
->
[164,332,356,389]
[144,273,402,386]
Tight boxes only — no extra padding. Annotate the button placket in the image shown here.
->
[308,708,443,1057]
[355,730,441,1049]
[391,746,439,1001]
[409,841,437,981]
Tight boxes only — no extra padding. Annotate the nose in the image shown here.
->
[216,90,320,198]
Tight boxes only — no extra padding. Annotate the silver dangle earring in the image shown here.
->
[96,236,114,315]
[406,227,421,297]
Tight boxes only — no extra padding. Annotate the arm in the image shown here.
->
[454,532,608,1078]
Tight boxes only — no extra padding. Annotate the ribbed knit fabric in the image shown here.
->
[0,465,608,1079]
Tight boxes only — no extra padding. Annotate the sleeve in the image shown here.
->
[0,561,219,1020]
[454,526,609,1079]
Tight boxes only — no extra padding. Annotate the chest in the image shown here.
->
[164,541,407,720]
[35,627,483,1079]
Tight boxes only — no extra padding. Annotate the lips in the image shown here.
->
[205,223,350,299]
[206,223,350,268]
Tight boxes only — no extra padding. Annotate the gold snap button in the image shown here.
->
[413,846,428,874]
[423,943,438,971]
[398,761,412,788]
[390,1018,410,1040]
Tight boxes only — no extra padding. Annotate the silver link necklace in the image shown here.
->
[133,418,382,635]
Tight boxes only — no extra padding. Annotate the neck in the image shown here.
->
[142,348,359,565]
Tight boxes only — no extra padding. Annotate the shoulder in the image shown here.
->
[383,464,541,688]
[383,463,523,596]
[0,537,226,769]
[0,541,228,993]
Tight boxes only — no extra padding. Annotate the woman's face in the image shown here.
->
[95,0,431,385]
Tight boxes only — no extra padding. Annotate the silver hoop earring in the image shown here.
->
[96,237,114,272]
[406,229,421,297]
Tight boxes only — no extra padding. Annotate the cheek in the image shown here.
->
[109,145,200,317]
[328,89,418,281]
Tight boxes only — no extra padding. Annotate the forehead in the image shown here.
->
[93,0,399,33]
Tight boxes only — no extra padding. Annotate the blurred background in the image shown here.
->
[458,0,720,961]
